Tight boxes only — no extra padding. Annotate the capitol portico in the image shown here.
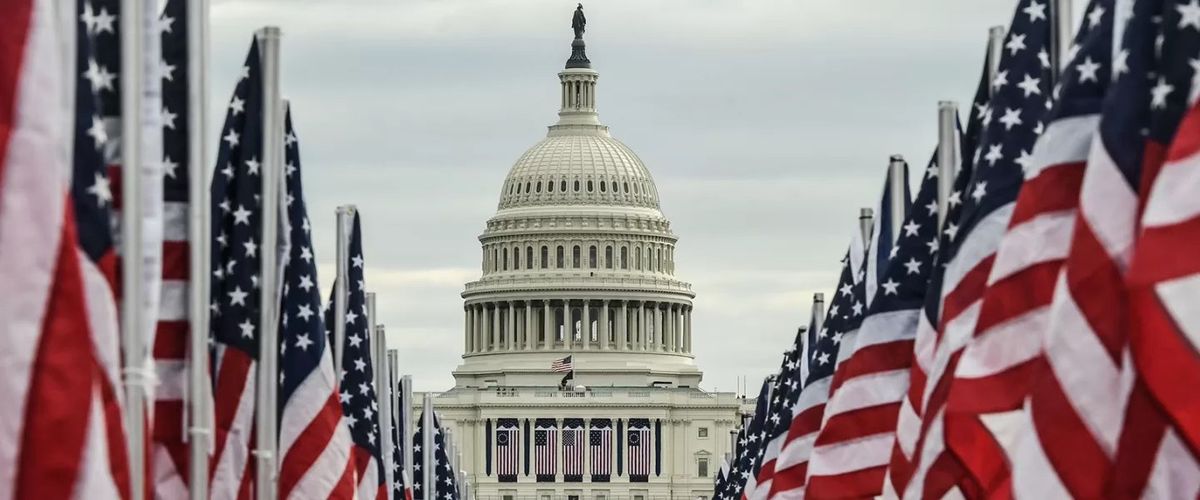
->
[422,8,741,500]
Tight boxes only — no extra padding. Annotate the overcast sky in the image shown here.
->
[209,0,1085,393]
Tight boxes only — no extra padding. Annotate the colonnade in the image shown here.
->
[463,299,693,354]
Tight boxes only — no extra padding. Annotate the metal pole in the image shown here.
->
[936,101,960,231]
[119,0,145,496]
[1050,0,1074,82]
[375,325,395,496]
[333,205,355,377]
[858,208,874,248]
[812,292,826,334]
[367,292,377,366]
[422,393,436,500]
[887,155,907,244]
[186,0,212,497]
[254,25,284,500]
[987,26,1005,98]
[402,375,415,497]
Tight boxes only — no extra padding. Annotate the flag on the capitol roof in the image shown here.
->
[0,0,130,495]
[1123,0,1200,491]
[413,412,461,500]
[208,36,278,498]
[277,107,356,499]
[326,212,388,500]
[806,148,942,499]
[152,0,195,494]
[905,0,1054,495]
[768,240,866,500]
[551,355,573,372]
[938,1,1114,496]
[885,44,990,498]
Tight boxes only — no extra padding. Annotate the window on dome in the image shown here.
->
[657,247,663,272]
[548,180,554,193]
[557,246,565,268]
[611,181,618,192]
[513,247,520,269]
[526,246,534,270]
[574,180,581,192]
[605,246,613,269]
[621,247,628,269]
[493,248,499,271]
[589,246,597,268]
[634,183,640,194]
[537,181,542,193]
[635,248,641,270]
[573,246,581,268]
[503,248,509,270]
[599,181,606,193]
[525,181,531,193]
[516,183,522,194]
[624,182,630,193]
[561,180,567,192]
[541,246,549,269]
[587,180,594,192]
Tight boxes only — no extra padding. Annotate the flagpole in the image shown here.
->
[858,208,874,246]
[119,0,147,496]
[987,26,1005,98]
[422,393,436,500]
[375,324,396,495]
[367,292,377,366]
[887,155,906,241]
[402,375,415,498]
[936,101,960,230]
[186,0,213,497]
[333,205,355,377]
[1050,0,1074,82]
[254,25,284,500]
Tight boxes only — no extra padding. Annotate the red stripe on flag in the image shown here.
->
[940,256,994,331]
[805,465,888,499]
[280,391,345,499]
[815,403,902,445]
[208,348,254,483]
[160,241,190,280]
[1026,356,1111,498]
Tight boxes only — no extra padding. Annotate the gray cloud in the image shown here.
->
[208,0,1078,391]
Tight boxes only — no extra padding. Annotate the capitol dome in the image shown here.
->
[454,20,700,388]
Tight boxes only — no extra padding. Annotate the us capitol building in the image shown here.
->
[423,8,741,500]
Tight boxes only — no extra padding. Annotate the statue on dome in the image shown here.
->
[572,4,586,40]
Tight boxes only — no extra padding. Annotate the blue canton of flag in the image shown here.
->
[413,412,461,500]
[730,378,772,497]
[327,212,387,498]
[74,0,117,265]
[872,151,942,317]
[810,252,860,386]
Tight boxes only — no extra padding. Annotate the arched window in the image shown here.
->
[635,247,642,270]
[600,181,606,192]
[502,248,509,270]
[516,183,522,194]
[574,180,581,192]
[634,183,640,194]
[605,246,613,269]
[657,247,663,271]
[624,182,630,193]
[548,179,555,193]
[513,246,520,269]
[573,245,581,268]
[536,181,542,193]
[541,246,549,269]
[587,180,594,192]
[589,245,597,268]
[525,181,531,193]
[621,246,628,269]
[556,246,565,268]
[508,184,513,195]
[493,248,499,271]
[612,181,618,192]
[560,180,567,192]
[526,246,534,269]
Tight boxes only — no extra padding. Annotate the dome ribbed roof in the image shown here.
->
[497,134,660,210]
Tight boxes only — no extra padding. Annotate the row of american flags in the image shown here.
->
[716,0,1200,498]
[495,418,651,483]
[0,0,465,498]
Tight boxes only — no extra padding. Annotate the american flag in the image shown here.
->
[941,1,1113,496]
[805,150,941,498]
[726,383,769,499]
[590,419,614,481]
[865,160,912,308]
[885,49,991,497]
[563,418,586,481]
[712,455,731,500]
[720,422,749,500]
[551,355,573,372]
[152,0,193,494]
[534,419,558,481]
[326,212,387,500]
[276,108,356,498]
[627,419,653,480]
[413,412,461,500]
[496,418,520,481]
[1122,0,1200,491]
[904,0,1053,496]
[744,329,804,500]
[769,245,863,499]
[392,380,412,500]
[208,36,274,498]
[0,0,130,496]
